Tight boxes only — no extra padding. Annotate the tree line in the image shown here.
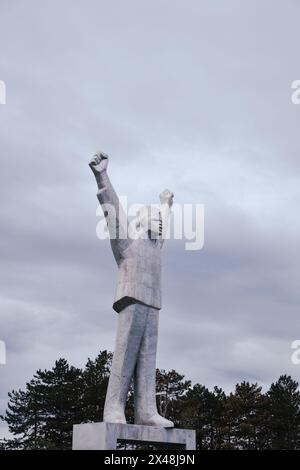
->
[1,350,300,450]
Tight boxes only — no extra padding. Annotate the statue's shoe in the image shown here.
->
[135,413,174,428]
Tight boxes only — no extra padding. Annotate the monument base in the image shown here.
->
[72,422,196,450]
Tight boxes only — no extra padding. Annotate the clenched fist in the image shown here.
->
[159,189,174,207]
[89,151,109,175]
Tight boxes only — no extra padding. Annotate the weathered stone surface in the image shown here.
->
[89,152,175,428]
[72,422,196,450]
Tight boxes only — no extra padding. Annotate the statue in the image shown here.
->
[89,151,174,427]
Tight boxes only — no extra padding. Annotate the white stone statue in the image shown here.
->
[89,151,174,427]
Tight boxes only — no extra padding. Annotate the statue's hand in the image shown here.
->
[159,189,174,207]
[89,151,109,175]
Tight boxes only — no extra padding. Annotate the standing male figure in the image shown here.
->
[89,151,174,427]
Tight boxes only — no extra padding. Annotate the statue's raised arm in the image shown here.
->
[89,152,130,260]
[159,189,174,247]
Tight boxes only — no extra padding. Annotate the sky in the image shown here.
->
[0,0,300,438]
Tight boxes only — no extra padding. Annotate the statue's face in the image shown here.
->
[137,205,162,239]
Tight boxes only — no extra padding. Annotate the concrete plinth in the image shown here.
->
[72,422,196,450]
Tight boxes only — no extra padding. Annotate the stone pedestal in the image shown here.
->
[72,422,196,450]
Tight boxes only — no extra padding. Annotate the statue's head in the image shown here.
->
[136,205,162,239]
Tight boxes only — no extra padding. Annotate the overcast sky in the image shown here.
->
[1,0,300,438]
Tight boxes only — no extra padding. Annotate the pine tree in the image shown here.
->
[1,359,82,449]
[180,384,226,450]
[156,369,191,424]
[224,382,266,449]
[1,352,112,449]
[81,350,112,422]
[34,359,83,449]
[265,375,300,449]
[1,387,44,449]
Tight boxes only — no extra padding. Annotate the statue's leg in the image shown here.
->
[134,307,174,427]
[103,303,148,424]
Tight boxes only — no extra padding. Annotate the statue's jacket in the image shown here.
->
[96,171,162,313]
